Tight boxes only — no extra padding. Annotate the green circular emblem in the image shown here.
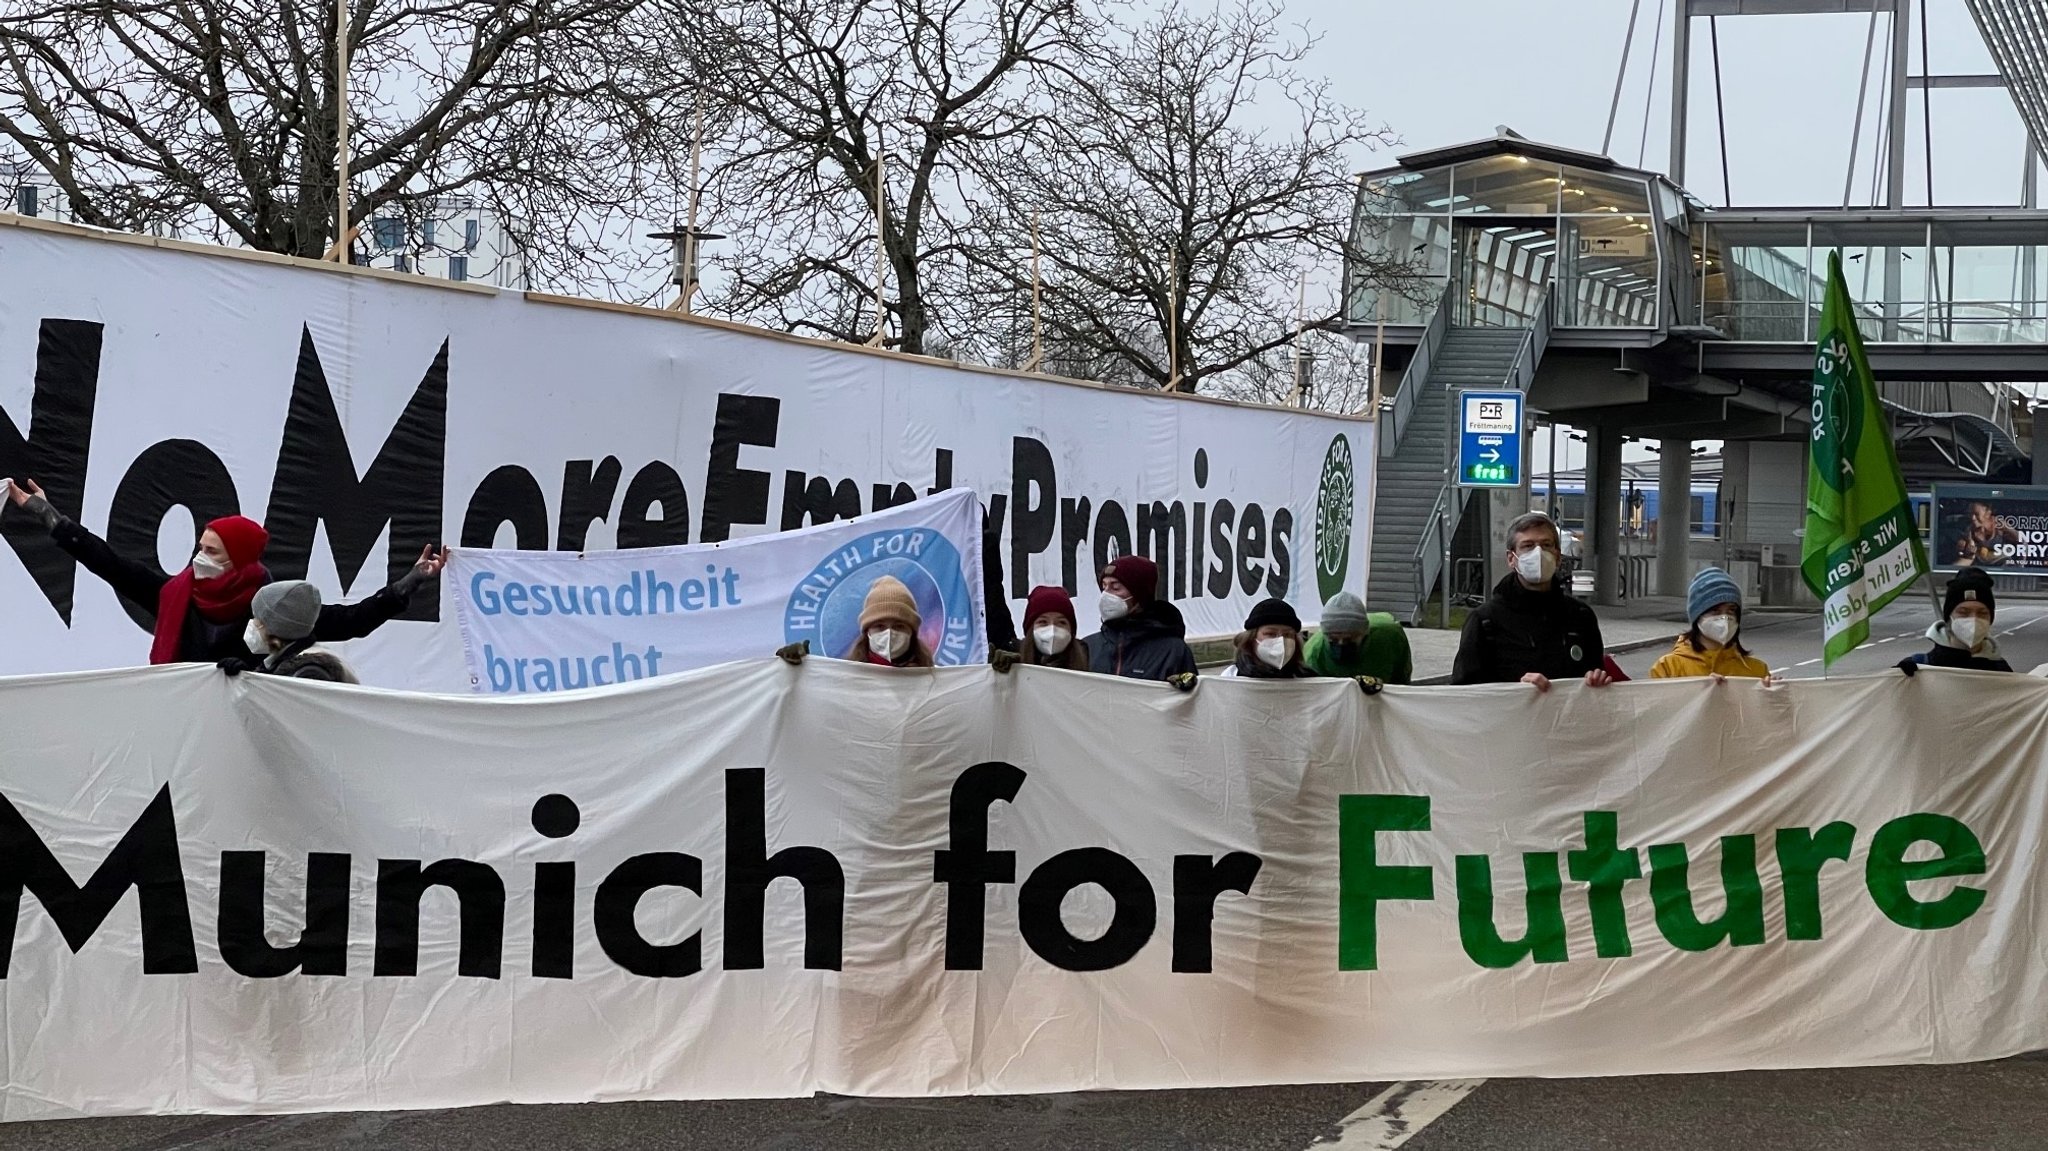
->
[1811,334,1862,493]
[1315,435,1355,601]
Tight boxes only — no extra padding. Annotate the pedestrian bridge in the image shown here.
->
[1342,131,2046,622]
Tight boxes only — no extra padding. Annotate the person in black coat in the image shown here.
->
[1452,512,1612,691]
[1220,597,1317,679]
[1082,555,1198,688]
[1899,567,2015,674]
[5,476,442,666]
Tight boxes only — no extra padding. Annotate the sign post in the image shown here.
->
[1457,390,1524,489]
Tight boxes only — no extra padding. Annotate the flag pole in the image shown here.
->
[1025,213,1044,372]
[679,102,705,313]
[331,0,352,263]
[1166,248,1180,391]
[868,128,886,348]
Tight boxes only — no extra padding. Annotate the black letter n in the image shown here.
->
[0,319,102,624]
[265,327,447,620]
[0,784,197,977]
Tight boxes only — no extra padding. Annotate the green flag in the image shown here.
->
[1799,251,1930,666]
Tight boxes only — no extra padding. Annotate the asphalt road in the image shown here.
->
[14,1055,2048,1150]
[1611,596,2048,681]
[17,598,2048,1151]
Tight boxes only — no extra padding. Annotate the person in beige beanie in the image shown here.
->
[847,575,933,667]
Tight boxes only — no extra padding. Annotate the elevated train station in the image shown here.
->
[1348,0,2048,622]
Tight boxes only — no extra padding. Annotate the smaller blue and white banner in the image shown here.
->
[448,490,986,692]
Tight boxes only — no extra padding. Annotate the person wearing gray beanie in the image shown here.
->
[1303,591,1412,686]
[224,580,361,683]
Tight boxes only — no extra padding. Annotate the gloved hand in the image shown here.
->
[1896,658,1918,678]
[1354,675,1384,695]
[776,640,810,665]
[217,656,256,677]
[990,648,1021,673]
[1167,672,1198,693]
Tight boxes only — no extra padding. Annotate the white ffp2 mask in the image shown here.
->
[868,628,909,659]
[1255,635,1293,670]
[1698,615,1739,646]
[1950,617,1988,648]
[243,622,269,655]
[191,551,230,581]
[1099,591,1131,622]
[1033,625,1072,656]
[1515,547,1556,584]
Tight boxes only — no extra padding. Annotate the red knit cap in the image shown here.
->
[1023,585,1077,629]
[1103,555,1159,605]
[205,515,270,568]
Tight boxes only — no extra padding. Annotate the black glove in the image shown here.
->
[990,648,1021,673]
[776,641,810,665]
[217,656,257,677]
[1167,672,1198,693]
[1896,658,1918,678]
[1354,675,1384,695]
[19,493,64,531]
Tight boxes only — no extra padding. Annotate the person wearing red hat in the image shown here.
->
[4,477,443,666]
[1082,554,1196,687]
[993,584,1091,671]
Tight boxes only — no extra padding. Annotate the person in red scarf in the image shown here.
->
[5,477,444,665]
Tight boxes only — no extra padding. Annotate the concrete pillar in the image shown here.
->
[1588,427,1624,606]
[1658,439,1691,597]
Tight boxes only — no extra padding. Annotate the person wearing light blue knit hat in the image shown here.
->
[1650,567,1770,679]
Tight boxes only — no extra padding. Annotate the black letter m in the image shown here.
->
[0,784,197,976]
[265,327,447,620]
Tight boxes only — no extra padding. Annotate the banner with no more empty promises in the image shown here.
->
[2,664,2046,1120]
[448,489,985,692]
[0,220,1371,690]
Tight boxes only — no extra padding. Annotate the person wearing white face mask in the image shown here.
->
[1220,598,1315,679]
[991,585,1091,672]
[1081,555,1197,687]
[845,575,934,668]
[1452,512,1609,690]
[219,581,360,682]
[1899,567,2014,675]
[1650,568,1771,680]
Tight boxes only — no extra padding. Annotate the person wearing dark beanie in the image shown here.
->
[1082,554,1197,686]
[1901,566,2013,674]
[994,584,1090,671]
[1222,597,1314,679]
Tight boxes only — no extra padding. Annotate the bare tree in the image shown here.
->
[0,0,688,290]
[663,0,1082,354]
[964,1,1404,393]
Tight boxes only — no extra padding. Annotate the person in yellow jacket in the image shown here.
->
[1650,567,1773,680]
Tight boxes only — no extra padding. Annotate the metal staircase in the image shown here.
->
[1366,285,1554,623]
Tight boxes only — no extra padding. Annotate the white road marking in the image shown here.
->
[1312,1079,1484,1149]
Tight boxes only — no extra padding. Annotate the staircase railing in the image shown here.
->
[1408,283,1557,625]
[1381,278,1456,460]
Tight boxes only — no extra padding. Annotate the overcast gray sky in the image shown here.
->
[1303,0,2041,208]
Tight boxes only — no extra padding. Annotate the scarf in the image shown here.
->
[149,516,271,665]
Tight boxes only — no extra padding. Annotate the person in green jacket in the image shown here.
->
[1303,592,1413,686]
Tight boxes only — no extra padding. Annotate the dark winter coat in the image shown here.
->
[1223,654,1317,679]
[1083,600,1199,682]
[51,518,413,665]
[1451,573,1606,685]
[261,641,362,683]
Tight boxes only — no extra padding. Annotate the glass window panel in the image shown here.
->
[1451,156,1563,216]
[1560,168,1651,214]
[1364,169,1453,213]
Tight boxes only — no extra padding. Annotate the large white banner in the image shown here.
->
[0,220,1372,690]
[448,489,986,692]
[2,664,2044,1121]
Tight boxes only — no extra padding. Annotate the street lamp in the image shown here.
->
[649,224,725,312]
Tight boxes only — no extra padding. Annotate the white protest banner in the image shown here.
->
[447,489,986,691]
[0,219,1371,690]
[3,664,2045,1121]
